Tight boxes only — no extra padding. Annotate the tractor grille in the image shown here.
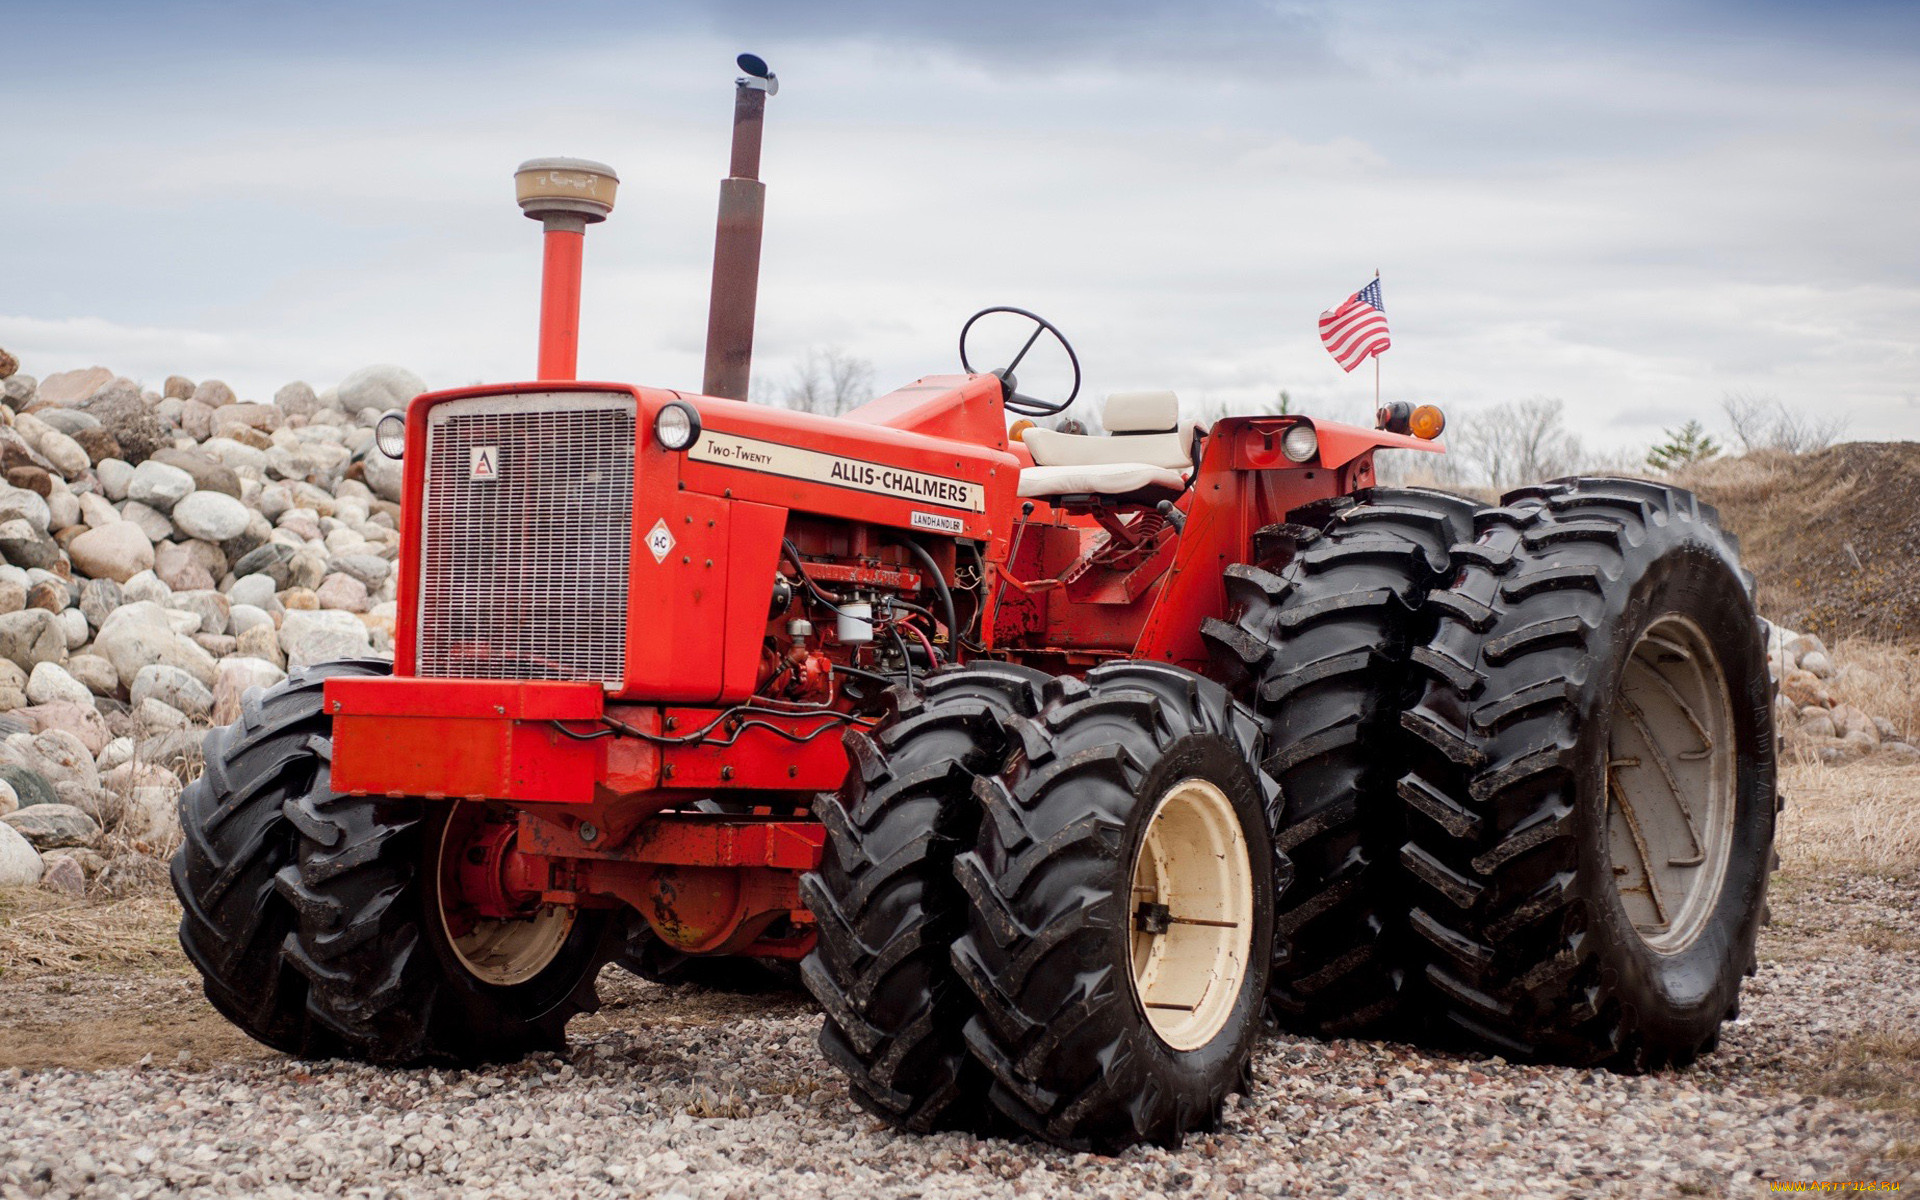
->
[416,392,635,686]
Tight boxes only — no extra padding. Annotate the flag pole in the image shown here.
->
[1373,268,1381,410]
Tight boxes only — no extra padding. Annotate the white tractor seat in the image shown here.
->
[1018,390,1196,501]
[1017,462,1188,498]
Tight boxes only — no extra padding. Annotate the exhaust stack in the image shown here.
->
[701,54,778,401]
[515,157,619,381]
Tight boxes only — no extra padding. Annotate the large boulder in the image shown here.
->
[11,728,97,792]
[126,459,195,510]
[0,484,51,534]
[0,764,58,810]
[329,553,391,589]
[0,609,67,673]
[0,820,41,886]
[78,577,123,630]
[65,653,118,697]
[190,379,236,408]
[230,543,297,587]
[71,426,122,466]
[315,572,369,613]
[335,365,425,414]
[279,608,374,670]
[167,589,230,637]
[67,520,155,583]
[274,381,320,417]
[153,540,215,592]
[362,447,403,503]
[3,803,99,849]
[25,661,91,708]
[93,600,220,689]
[131,663,213,721]
[210,656,286,724]
[33,367,113,407]
[170,490,250,541]
[150,447,242,498]
[36,429,90,479]
[79,384,169,464]
[0,520,63,572]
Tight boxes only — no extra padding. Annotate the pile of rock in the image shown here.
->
[1769,626,1919,766]
[0,350,416,894]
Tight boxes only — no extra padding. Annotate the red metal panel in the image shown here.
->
[627,817,825,870]
[624,488,733,702]
[327,678,607,802]
[324,677,605,720]
[658,707,852,790]
[1308,417,1442,470]
[720,500,788,702]
[674,379,1023,556]
[331,713,600,803]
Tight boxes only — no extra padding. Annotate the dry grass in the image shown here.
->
[1802,1030,1920,1124]
[0,886,183,978]
[1822,635,1920,744]
[1778,760,1920,878]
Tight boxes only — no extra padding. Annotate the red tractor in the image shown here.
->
[174,56,1777,1152]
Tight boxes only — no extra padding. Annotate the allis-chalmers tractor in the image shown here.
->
[175,56,1776,1152]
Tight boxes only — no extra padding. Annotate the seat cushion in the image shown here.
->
[1023,424,1198,469]
[1017,462,1189,499]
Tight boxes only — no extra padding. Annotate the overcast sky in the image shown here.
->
[3,0,1916,453]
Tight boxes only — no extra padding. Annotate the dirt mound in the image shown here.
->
[1678,442,1920,645]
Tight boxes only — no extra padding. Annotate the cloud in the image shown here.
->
[0,2,1915,457]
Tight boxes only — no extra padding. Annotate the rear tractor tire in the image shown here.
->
[950,663,1278,1151]
[174,660,613,1064]
[1202,487,1480,1036]
[801,663,1051,1133]
[1396,478,1776,1069]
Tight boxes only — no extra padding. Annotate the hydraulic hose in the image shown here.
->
[890,536,957,659]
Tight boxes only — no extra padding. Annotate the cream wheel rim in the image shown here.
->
[1128,777,1255,1051]
[1606,614,1738,956]
[437,805,575,987]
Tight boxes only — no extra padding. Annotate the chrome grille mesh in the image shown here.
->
[416,393,634,686]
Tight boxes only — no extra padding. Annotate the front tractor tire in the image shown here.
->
[950,663,1278,1152]
[801,663,1050,1133]
[1396,478,1776,1069]
[173,661,612,1065]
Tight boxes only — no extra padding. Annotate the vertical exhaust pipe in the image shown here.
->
[702,54,778,401]
[515,157,619,381]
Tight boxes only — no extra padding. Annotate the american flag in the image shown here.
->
[1319,278,1391,372]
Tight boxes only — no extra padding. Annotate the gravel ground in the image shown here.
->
[1,870,1915,1199]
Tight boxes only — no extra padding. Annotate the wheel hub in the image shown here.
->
[1127,777,1254,1051]
[437,803,575,987]
[1606,614,1738,955]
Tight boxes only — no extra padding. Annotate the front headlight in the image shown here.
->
[374,411,406,459]
[655,401,702,451]
[1281,423,1319,463]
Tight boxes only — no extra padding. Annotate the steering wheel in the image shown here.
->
[959,306,1082,417]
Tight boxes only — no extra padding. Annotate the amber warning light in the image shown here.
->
[1377,400,1447,440]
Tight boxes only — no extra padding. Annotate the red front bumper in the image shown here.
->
[323,676,850,803]
[325,677,620,803]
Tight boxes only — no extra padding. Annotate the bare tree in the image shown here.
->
[1182,389,1295,429]
[1720,391,1847,455]
[1448,397,1585,489]
[778,347,875,417]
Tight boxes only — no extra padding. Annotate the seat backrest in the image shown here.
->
[1103,390,1179,433]
[1023,390,1196,471]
